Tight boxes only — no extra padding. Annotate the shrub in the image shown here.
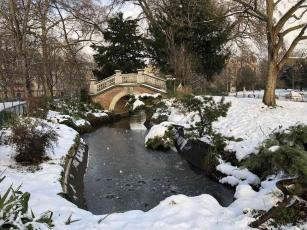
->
[127,94,162,113]
[176,95,231,138]
[145,123,174,150]
[127,95,142,112]
[269,206,302,228]
[244,125,307,188]
[51,99,103,119]
[0,176,53,229]
[0,110,15,128]
[151,101,170,124]
[27,96,51,119]
[145,134,173,150]
[9,118,58,164]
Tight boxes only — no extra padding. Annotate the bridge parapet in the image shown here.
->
[89,69,167,95]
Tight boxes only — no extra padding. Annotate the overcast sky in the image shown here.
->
[101,0,141,18]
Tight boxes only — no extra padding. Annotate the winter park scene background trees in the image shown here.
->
[0,0,307,229]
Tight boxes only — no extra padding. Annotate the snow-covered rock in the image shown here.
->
[88,112,108,118]
[72,118,91,128]
[219,176,241,187]
[136,93,161,99]
[145,122,174,150]
[217,161,260,186]
[132,99,145,111]
[268,145,280,152]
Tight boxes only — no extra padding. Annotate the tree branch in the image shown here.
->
[275,0,306,33]
[232,0,267,21]
[278,24,307,69]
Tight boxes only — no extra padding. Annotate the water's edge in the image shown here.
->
[81,116,234,215]
[62,136,89,209]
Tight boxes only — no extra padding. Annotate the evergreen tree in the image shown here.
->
[92,13,146,80]
[145,0,231,81]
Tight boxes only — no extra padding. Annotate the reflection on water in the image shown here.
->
[129,111,147,130]
[82,112,234,215]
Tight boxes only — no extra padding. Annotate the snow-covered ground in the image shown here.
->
[1,98,307,229]
[152,97,307,160]
[214,98,307,160]
[229,89,306,102]
[0,123,98,229]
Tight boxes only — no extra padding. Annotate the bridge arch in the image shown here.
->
[109,90,130,112]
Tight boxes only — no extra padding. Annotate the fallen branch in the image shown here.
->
[249,178,299,228]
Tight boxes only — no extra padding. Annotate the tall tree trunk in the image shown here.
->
[40,0,53,97]
[263,0,277,107]
[263,60,277,106]
[42,42,49,96]
[21,56,32,99]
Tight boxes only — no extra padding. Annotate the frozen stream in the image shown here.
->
[82,113,234,215]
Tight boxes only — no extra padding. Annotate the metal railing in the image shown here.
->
[0,100,27,128]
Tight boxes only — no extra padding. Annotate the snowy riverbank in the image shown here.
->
[149,97,307,160]
[0,97,306,229]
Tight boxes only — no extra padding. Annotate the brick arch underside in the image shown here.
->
[92,86,159,113]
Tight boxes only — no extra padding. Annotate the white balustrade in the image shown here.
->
[96,76,115,92]
[91,70,167,95]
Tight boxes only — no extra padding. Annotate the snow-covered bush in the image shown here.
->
[244,125,307,188]
[50,99,103,119]
[49,98,110,132]
[9,118,58,164]
[145,122,174,150]
[127,93,161,112]
[128,96,145,112]
[176,95,231,138]
[0,176,53,229]
[217,160,260,186]
[151,101,170,124]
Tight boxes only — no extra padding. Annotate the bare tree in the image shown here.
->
[0,0,35,99]
[231,0,307,106]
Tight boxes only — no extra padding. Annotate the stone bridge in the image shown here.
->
[89,69,167,114]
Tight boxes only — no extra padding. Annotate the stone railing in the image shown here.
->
[89,69,167,95]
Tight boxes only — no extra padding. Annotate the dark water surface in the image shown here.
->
[82,115,234,215]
